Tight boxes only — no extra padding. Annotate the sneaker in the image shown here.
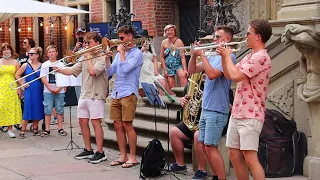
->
[74,149,94,160]
[192,170,208,180]
[88,151,107,164]
[7,130,16,138]
[170,163,187,173]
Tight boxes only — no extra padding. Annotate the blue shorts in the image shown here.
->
[198,109,229,146]
[43,93,65,115]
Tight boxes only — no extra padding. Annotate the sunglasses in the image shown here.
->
[214,34,222,39]
[28,52,37,56]
[118,36,125,41]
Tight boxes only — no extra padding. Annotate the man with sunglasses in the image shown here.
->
[105,25,143,168]
[188,25,236,180]
[55,32,108,164]
[217,19,272,180]
[19,38,35,65]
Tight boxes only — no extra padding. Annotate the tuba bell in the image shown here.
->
[182,72,204,132]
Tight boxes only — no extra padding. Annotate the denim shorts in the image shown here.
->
[198,109,229,146]
[43,93,65,115]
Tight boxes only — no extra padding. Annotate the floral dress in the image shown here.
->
[0,65,22,126]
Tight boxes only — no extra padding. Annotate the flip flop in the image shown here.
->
[121,162,140,168]
[110,160,126,166]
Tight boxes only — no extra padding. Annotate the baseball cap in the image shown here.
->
[75,27,86,34]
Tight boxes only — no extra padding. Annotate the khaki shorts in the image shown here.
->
[110,94,137,121]
[226,117,263,151]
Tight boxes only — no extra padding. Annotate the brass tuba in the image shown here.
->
[182,72,204,132]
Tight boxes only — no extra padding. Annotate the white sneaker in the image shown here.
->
[7,130,16,138]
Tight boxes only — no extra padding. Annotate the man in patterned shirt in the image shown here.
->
[217,19,272,180]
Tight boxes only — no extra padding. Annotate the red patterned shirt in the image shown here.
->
[232,49,271,122]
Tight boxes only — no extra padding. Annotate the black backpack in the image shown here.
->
[258,109,297,177]
[139,139,165,179]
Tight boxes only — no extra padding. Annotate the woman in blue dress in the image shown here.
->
[15,47,44,138]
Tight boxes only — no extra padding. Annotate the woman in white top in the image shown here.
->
[138,42,167,97]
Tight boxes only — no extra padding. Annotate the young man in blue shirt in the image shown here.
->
[188,26,237,180]
[105,25,143,168]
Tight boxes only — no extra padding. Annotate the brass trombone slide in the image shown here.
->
[170,40,247,56]
[10,37,152,90]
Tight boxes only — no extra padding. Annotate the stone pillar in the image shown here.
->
[282,24,320,180]
[277,0,320,20]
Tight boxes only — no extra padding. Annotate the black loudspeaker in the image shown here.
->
[64,87,78,106]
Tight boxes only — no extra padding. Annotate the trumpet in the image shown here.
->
[10,37,152,90]
[170,40,247,56]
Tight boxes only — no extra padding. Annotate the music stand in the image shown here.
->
[152,80,180,180]
[54,87,81,154]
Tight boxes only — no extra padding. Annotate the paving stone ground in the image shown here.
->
[0,107,308,180]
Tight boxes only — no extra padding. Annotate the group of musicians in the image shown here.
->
[6,17,272,179]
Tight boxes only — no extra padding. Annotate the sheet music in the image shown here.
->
[141,82,165,108]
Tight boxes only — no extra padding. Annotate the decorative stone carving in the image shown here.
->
[281,24,320,162]
[267,80,294,119]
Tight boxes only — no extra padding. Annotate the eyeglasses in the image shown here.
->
[118,36,125,41]
[28,53,37,56]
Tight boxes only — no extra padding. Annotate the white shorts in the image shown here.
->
[77,99,105,119]
[226,117,263,151]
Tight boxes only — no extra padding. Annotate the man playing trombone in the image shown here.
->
[188,25,236,180]
[105,25,143,168]
[54,32,108,164]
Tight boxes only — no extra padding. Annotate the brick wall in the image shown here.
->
[133,0,176,37]
[91,0,103,23]
[0,20,11,46]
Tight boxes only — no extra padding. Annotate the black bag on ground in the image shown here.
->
[139,139,165,178]
[258,109,297,177]
[293,131,308,174]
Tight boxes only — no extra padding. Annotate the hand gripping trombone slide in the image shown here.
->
[10,37,152,90]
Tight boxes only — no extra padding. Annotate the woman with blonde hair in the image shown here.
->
[160,24,188,92]
[15,47,44,138]
[0,43,22,138]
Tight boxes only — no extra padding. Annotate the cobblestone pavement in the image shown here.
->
[0,107,308,180]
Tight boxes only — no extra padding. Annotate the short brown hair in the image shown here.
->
[1,43,14,58]
[84,32,102,44]
[215,25,234,40]
[249,19,272,43]
[117,25,135,36]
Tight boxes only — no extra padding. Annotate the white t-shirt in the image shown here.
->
[40,60,66,93]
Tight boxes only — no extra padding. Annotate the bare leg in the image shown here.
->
[228,148,249,180]
[21,120,28,131]
[204,145,226,179]
[167,76,176,95]
[194,131,206,171]
[113,121,128,163]
[123,121,138,163]
[44,114,51,131]
[176,69,188,87]
[79,118,92,151]
[243,150,265,180]
[57,114,64,130]
[91,119,104,152]
[170,127,190,165]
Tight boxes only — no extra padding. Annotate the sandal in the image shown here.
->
[19,130,26,139]
[121,162,140,168]
[58,129,68,136]
[110,160,126,166]
[41,130,50,137]
[33,127,39,136]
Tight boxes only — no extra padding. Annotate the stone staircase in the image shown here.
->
[90,87,194,163]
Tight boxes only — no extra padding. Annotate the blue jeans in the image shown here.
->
[43,93,65,115]
[198,109,228,146]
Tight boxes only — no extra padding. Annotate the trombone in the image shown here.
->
[170,40,247,56]
[10,37,151,90]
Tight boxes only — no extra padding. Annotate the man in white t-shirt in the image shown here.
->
[40,45,67,137]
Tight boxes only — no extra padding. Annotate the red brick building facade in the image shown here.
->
[0,0,199,58]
